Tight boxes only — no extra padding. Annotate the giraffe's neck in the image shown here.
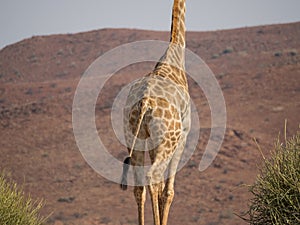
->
[170,0,186,48]
[154,0,187,89]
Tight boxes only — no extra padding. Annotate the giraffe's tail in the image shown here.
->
[120,98,150,191]
[120,156,131,190]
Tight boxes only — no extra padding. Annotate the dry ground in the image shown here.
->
[0,22,299,224]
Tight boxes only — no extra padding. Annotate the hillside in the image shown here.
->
[0,22,299,225]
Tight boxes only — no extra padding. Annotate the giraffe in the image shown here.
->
[120,0,190,225]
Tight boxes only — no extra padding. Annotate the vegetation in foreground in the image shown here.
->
[0,173,46,225]
[245,130,300,224]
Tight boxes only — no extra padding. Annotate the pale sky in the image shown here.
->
[1,0,300,49]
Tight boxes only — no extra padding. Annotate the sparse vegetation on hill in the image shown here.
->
[0,22,299,224]
[245,131,300,224]
[0,174,46,225]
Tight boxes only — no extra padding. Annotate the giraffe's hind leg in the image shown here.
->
[148,181,162,225]
[147,145,174,225]
[160,135,187,225]
[132,150,146,225]
[134,186,146,225]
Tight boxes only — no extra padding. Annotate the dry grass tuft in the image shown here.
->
[0,173,46,225]
[244,130,300,224]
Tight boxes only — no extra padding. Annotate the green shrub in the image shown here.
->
[0,174,46,225]
[223,47,234,54]
[245,132,300,224]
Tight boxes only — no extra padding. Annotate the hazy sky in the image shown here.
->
[1,0,300,49]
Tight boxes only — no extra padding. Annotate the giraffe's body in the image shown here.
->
[121,1,190,224]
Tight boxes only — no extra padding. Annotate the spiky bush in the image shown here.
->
[0,174,46,225]
[246,132,300,224]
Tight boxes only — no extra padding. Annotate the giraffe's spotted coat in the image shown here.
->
[122,1,190,225]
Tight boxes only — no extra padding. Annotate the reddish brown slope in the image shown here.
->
[0,22,299,225]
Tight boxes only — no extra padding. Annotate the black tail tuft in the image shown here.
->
[120,157,131,191]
